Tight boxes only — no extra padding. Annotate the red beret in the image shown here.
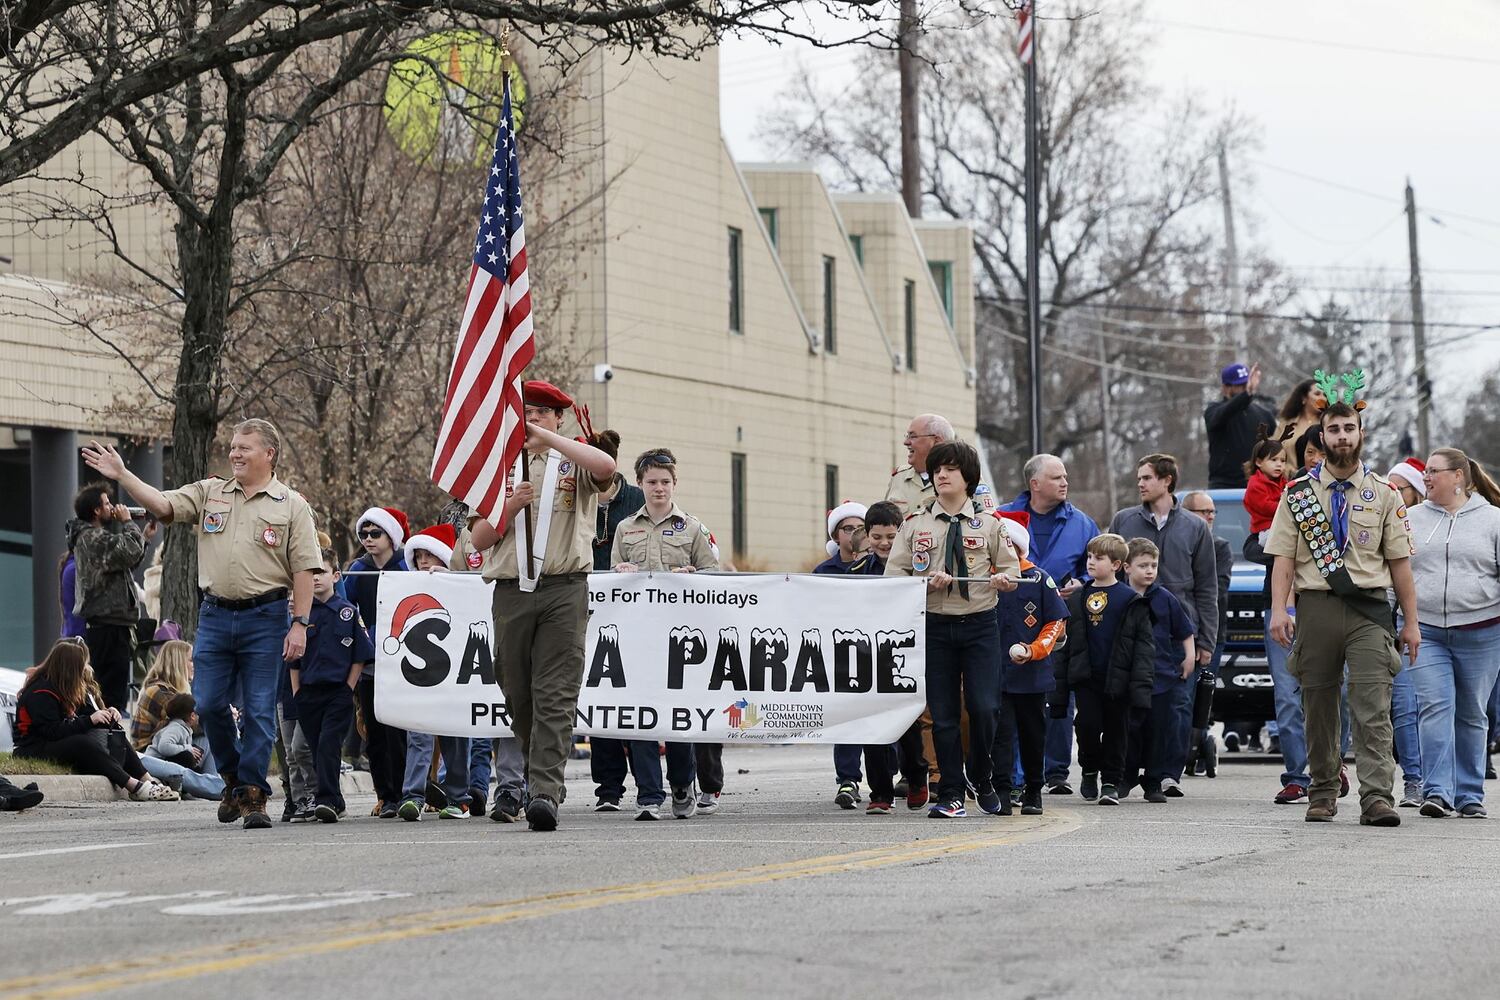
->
[523,380,573,409]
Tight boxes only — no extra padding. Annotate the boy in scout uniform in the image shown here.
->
[610,447,720,819]
[467,381,618,832]
[1266,378,1420,827]
[82,418,320,830]
[885,441,1020,819]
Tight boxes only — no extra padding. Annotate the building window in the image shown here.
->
[731,452,748,557]
[825,464,839,515]
[847,233,863,265]
[728,227,744,334]
[758,208,778,250]
[928,260,953,321]
[903,279,916,371]
[822,254,836,354]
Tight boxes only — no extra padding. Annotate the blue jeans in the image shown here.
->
[1043,697,1074,784]
[1409,621,1500,809]
[926,613,1001,802]
[468,737,525,801]
[1391,663,1422,784]
[192,599,288,795]
[591,739,695,806]
[1265,619,1311,787]
[1158,678,1194,782]
[833,744,863,784]
[402,733,471,808]
[139,755,226,800]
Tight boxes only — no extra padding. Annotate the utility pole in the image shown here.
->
[1019,0,1043,457]
[1217,146,1245,356]
[1405,179,1431,456]
[1098,327,1117,513]
[898,0,920,219]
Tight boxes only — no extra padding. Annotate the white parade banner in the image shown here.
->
[373,571,926,743]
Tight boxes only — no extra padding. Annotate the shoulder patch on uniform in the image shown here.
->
[1044,575,1056,588]
[340,606,354,621]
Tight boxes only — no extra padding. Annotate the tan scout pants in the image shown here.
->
[1286,590,1402,809]
[493,574,588,805]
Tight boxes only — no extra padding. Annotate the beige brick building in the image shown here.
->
[556,47,978,570]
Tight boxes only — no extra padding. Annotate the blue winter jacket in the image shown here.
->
[999,492,1099,586]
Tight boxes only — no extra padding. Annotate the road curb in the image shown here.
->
[12,768,377,805]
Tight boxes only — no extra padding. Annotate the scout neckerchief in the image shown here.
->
[514,449,562,593]
[934,498,981,600]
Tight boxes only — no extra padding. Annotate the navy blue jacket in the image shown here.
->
[346,552,406,643]
[288,594,375,688]
[1058,586,1156,710]
[995,567,1069,694]
[1000,492,1099,586]
[1138,582,1196,695]
[813,551,884,575]
[595,476,647,571]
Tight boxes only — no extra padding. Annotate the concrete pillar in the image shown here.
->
[30,427,77,662]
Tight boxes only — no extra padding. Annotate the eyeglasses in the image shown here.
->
[1422,467,1457,477]
[357,528,385,540]
[903,433,939,443]
[1185,507,1216,517]
[835,523,863,534]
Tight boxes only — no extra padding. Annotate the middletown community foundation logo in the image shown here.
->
[723,699,760,730]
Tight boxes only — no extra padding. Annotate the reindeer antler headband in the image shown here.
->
[1312,368,1367,412]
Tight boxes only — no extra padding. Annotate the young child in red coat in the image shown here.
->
[1243,437,1290,542]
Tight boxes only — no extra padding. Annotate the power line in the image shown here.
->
[1248,159,1500,230]
[1145,17,1500,69]
[1067,300,1499,331]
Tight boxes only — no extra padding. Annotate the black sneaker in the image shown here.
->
[834,781,859,809]
[280,796,298,823]
[1046,780,1073,795]
[425,780,449,811]
[468,788,489,817]
[526,796,559,831]
[379,803,399,819]
[1080,772,1099,801]
[976,785,1002,815]
[1223,731,1241,753]
[998,794,1014,816]
[927,798,966,818]
[1420,796,1455,818]
[1021,786,1044,815]
[1098,784,1119,806]
[594,797,621,812]
[314,803,340,823]
[491,791,522,823]
[1144,787,1167,804]
[1460,802,1488,819]
[291,800,317,823]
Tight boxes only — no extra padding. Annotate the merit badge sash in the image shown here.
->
[1283,478,1395,635]
[514,450,562,593]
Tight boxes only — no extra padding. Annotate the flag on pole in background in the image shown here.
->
[1017,0,1034,65]
[430,73,535,530]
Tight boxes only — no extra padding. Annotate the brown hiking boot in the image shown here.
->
[217,777,241,824]
[239,786,272,830]
[1360,800,1401,827]
[1305,798,1338,823]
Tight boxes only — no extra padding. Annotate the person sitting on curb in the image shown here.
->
[14,640,178,801]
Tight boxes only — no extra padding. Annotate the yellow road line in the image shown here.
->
[0,814,1078,1000]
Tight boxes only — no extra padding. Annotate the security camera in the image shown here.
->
[593,363,614,383]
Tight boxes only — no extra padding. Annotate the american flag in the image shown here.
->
[430,73,535,529]
[1017,0,1034,65]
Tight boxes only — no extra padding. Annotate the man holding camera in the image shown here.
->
[72,483,147,711]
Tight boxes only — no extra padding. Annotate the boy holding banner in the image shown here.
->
[468,381,618,832]
[885,441,1019,819]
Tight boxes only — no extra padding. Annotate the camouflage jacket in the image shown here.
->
[73,520,145,626]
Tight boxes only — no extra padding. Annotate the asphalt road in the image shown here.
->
[3,745,1499,1000]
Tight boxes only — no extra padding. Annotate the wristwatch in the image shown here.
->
[291,615,312,627]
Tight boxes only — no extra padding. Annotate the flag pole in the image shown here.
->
[498,25,538,577]
[1020,1,1043,457]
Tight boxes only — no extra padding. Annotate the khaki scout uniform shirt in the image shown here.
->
[449,524,485,572]
[1265,464,1415,593]
[885,498,1020,615]
[885,465,998,518]
[476,450,614,582]
[162,476,321,600]
[610,503,719,572]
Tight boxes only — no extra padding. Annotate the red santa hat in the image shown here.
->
[357,506,409,547]
[404,523,457,569]
[995,509,1031,557]
[1387,457,1427,498]
[383,592,450,656]
[825,501,868,557]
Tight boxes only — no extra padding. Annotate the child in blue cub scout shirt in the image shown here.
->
[287,552,374,823]
[989,511,1069,816]
[1057,533,1156,806]
[1122,538,1196,804]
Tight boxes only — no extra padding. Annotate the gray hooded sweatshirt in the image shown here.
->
[1407,493,1500,627]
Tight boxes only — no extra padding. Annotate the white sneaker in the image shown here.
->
[696,791,720,815]
[671,785,698,819]
[1161,777,1184,798]
[130,780,179,802]
[635,803,661,820]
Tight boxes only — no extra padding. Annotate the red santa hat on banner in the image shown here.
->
[404,523,457,569]
[995,509,1031,558]
[825,501,868,557]
[357,506,409,548]
[1387,457,1427,498]
[383,593,450,656]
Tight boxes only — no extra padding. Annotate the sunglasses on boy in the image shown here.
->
[357,528,386,540]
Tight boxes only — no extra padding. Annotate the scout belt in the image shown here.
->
[1284,479,1395,636]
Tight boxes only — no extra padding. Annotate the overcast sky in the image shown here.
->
[718,0,1500,427]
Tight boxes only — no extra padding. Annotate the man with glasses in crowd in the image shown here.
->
[886,414,998,517]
